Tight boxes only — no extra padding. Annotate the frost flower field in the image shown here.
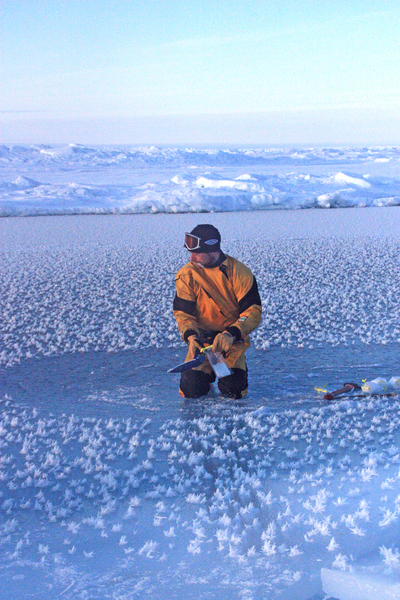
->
[1,393,400,599]
[1,206,400,599]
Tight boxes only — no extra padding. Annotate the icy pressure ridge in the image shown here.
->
[3,143,400,166]
[2,237,400,366]
[1,144,400,215]
[1,395,400,598]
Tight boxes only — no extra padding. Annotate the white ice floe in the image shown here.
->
[334,171,372,188]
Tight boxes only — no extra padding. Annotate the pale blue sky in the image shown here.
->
[1,0,400,144]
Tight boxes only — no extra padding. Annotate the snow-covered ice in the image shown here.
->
[1,144,400,216]
[1,146,400,599]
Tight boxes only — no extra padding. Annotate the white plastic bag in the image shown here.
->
[388,376,400,392]
[203,348,232,379]
[361,377,388,394]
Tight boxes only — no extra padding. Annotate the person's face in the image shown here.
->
[190,251,219,267]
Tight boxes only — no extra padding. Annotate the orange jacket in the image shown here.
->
[173,252,262,345]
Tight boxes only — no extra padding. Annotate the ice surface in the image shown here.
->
[1,167,400,598]
[2,209,400,367]
[321,568,400,600]
[1,144,400,215]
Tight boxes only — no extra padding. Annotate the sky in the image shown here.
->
[1,0,400,145]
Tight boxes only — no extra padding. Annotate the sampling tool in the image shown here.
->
[167,345,232,378]
[323,382,360,400]
[318,377,400,400]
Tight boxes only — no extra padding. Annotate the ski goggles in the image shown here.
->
[184,233,202,251]
[184,232,220,251]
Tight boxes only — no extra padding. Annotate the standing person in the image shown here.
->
[173,224,262,399]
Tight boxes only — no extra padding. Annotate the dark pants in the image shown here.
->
[180,367,248,399]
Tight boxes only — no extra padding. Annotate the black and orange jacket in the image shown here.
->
[173,252,262,344]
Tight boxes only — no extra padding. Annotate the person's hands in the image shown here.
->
[187,334,203,357]
[212,331,234,354]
